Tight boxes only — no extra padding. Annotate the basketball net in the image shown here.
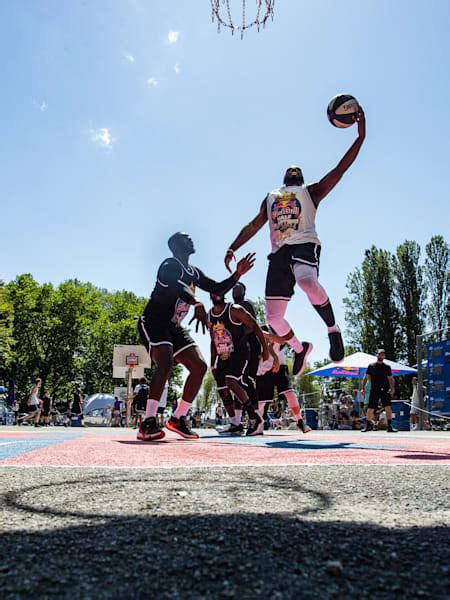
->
[211,0,275,38]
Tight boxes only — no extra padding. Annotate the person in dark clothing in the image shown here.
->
[133,377,149,427]
[71,384,85,427]
[361,349,397,432]
[137,231,255,442]
[41,390,52,426]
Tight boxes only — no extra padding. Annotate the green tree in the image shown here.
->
[196,369,217,413]
[424,235,449,332]
[394,241,425,365]
[344,246,401,358]
[0,281,15,380]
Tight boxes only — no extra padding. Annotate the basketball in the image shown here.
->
[327,94,360,128]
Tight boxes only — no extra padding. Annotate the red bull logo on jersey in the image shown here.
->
[212,321,234,360]
[271,193,302,242]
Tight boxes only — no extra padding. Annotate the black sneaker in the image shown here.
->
[246,415,264,436]
[293,342,313,376]
[137,417,165,441]
[297,419,312,434]
[328,329,344,362]
[166,416,199,439]
[361,422,374,432]
[387,425,398,433]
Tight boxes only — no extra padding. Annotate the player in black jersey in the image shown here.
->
[209,293,269,436]
[137,232,255,441]
[231,282,261,421]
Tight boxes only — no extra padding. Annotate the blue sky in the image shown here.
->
[1,1,449,365]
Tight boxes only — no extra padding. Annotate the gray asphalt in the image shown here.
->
[1,465,449,599]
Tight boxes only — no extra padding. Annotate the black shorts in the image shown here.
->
[256,365,293,401]
[368,388,392,410]
[41,409,50,417]
[138,316,196,360]
[246,346,260,384]
[265,243,321,299]
[214,350,249,390]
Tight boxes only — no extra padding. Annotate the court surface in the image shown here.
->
[0,426,449,467]
[1,427,449,599]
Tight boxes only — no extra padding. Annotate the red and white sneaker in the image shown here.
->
[297,419,312,434]
[165,416,199,439]
[137,417,165,441]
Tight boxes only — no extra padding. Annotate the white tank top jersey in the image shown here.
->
[266,184,320,253]
[29,386,39,406]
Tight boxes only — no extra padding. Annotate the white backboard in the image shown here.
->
[112,344,151,379]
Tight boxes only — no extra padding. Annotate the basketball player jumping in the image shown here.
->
[137,232,255,441]
[224,108,366,374]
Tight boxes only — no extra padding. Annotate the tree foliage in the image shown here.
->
[344,236,448,365]
[424,235,449,333]
[1,275,182,402]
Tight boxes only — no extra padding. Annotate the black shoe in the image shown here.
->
[166,416,199,439]
[137,417,165,441]
[387,425,398,433]
[328,329,344,362]
[361,423,374,432]
[246,415,264,436]
[293,342,313,376]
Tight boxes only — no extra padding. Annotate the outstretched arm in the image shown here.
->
[196,253,256,295]
[308,107,366,207]
[224,198,268,273]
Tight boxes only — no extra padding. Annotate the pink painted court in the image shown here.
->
[1,427,449,468]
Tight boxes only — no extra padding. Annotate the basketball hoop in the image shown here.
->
[126,353,139,367]
[211,0,275,38]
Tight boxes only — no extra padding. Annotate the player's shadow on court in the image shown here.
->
[1,485,448,600]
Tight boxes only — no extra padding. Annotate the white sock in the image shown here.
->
[145,399,159,419]
[327,324,340,334]
[234,409,242,424]
[230,415,240,425]
[174,399,191,419]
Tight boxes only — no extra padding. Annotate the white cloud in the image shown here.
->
[33,100,48,111]
[90,127,115,148]
[147,77,158,87]
[124,54,135,63]
[174,63,181,74]
[167,31,179,44]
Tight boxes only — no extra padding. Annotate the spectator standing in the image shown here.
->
[133,378,149,428]
[361,349,397,432]
[41,391,52,426]
[23,378,42,427]
[410,377,426,431]
[71,384,85,427]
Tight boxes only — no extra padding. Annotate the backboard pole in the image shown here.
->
[126,366,134,427]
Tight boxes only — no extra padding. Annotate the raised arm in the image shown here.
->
[196,253,256,295]
[308,107,366,207]
[231,305,269,361]
[224,198,268,273]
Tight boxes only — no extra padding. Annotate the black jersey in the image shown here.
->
[143,257,238,325]
[209,304,248,361]
[236,298,262,355]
